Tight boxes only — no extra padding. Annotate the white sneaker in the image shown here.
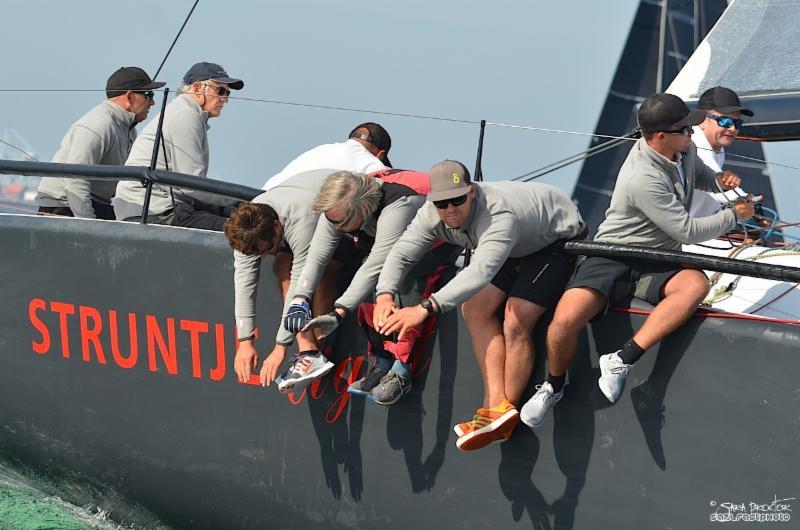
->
[598,351,630,403]
[520,381,564,428]
[276,352,335,393]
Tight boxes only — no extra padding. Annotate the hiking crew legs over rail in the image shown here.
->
[522,93,757,431]
[375,160,585,451]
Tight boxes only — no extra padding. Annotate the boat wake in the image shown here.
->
[0,460,171,530]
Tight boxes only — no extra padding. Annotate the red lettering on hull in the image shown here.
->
[109,310,138,369]
[25,297,438,426]
[29,298,50,354]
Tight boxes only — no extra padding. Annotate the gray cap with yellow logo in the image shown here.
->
[427,160,471,201]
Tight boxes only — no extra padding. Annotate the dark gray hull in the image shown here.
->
[1,215,797,529]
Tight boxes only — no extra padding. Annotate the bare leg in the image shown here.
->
[502,298,546,406]
[546,287,606,377]
[461,284,509,408]
[272,252,319,351]
[632,269,709,350]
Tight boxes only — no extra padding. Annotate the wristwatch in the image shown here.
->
[420,298,437,315]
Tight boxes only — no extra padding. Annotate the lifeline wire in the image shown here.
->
[3,90,800,175]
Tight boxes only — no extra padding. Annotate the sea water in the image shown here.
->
[0,463,170,530]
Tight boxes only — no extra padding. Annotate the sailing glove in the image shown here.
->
[283,299,312,333]
[302,310,343,338]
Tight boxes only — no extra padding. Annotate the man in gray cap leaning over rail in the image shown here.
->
[36,66,164,219]
[114,62,243,231]
[375,160,585,452]
[521,93,756,431]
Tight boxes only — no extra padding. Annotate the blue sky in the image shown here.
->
[2,0,798,234]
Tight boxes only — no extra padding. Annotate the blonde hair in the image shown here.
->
[314,171,381,227]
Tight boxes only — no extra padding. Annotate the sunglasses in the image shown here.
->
[136,91,155,101]
[707,113,744,129]
[325,211,360,232]
[433,194,468,209]
[202,84,231,97]
[661,126,693,136]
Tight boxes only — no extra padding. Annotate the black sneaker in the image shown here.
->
[369,372,412,406]
[347,360,388,397]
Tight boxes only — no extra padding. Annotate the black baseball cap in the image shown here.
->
[637,93,706,133]
[106,67,165,98]
[697,86,754,116]
[182,62,244,90]
[349,122,392,167]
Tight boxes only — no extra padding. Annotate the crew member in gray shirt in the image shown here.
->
[115,62,243,230]
[376,160,584,452]
[281,169,430,394]
[225,169,338,390]
[36,67,164,219]
[522,93,755,432]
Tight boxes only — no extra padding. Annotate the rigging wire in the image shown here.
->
[512,133,637,182]
[153,0,200,79]
[0,138,38,161]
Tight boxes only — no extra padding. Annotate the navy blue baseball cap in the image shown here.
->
[182,62,243,90]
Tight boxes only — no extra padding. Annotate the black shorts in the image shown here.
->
[490,242,578,309]
[566,256,682,307]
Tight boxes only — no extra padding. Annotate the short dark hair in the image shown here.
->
[223,202,279,255]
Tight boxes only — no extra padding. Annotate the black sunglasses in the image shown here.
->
[661,125,693,136]
[136,91,155,101]
[707,113,744,129]
[325,211,360,233]
[433,194,468,209]
[203,84,231,97]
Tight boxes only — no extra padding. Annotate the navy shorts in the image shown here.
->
[566,256,682,306]
[490,242,578,309]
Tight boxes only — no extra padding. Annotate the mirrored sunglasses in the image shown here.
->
[707,113,744,129]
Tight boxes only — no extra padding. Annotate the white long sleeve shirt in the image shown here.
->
[689,125,746,218]
[262,139,387,190]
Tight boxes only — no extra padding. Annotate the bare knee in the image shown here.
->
[549,305,590,339]
[462,298,492,322]
[689,274,711,303]
[503,303,541,344]
[666,271,710,305]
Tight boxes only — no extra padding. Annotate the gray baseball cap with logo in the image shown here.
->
[427,160,471,201]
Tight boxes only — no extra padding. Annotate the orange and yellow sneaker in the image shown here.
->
[455,399,519,451]
[453,413,480,438]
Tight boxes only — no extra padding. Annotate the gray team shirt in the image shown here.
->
[36,100,136,218]
[375,181,584,313]
[594,137,736,249]
[234,169,335,346]
[293,180,426,312]
[114,94,235,221]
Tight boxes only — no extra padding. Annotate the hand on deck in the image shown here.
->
[717,170,741,191]
[260,344,287,387]
[374,293,397,330]
[378,305,429,340]
[234,340,259,382]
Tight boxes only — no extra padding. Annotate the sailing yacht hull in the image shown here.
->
[1,215,797,529]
